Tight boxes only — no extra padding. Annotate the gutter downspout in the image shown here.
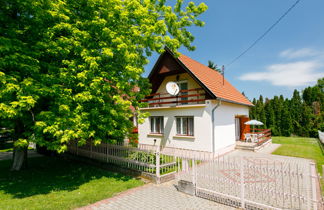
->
[211,99,222,154]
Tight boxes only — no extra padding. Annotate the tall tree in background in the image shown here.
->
[250,77,323,138]
[280,99,293,136]
[290,90,303,136]
[0,0,207,170]
[207,60,222,73]
[264,98,276,132]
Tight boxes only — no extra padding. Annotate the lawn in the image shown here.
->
[0,156,144,210]
[272,136,324,194]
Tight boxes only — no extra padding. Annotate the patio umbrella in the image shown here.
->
[244,120,263,132]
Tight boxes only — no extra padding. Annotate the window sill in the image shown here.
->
[147,133,164,137]
[173,135,195,139]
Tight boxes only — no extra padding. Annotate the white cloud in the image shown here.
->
[279,48,319,59]
[239,61,324,87]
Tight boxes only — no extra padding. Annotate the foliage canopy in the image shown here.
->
[0,0,207,153]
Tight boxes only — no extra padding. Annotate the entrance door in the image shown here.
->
[235,118,240,140]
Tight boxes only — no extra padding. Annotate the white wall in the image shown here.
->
[213,100,249,153]
[138,104,213,152]
[139,99,250,153]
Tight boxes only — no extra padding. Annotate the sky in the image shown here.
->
[143,0,324,100]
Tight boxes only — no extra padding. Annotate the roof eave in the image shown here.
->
[217,97,254,107]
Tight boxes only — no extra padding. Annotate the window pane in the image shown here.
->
[182,118,188,135]
[160,117,164,133]
[176,118,181,134]
[157,117,160,133]
[150,117,154,133]
[188,118,194,136]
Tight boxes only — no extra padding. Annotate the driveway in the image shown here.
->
[178,149,319,210]
[80,181,236,210]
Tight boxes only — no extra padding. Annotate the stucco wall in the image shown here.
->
[213,101,249,152]
[138,104,213,152]
[138,100,250,153]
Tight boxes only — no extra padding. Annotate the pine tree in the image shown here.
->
[280,99,293,136]
[290,90,303,136]
[264,99,276,131]
[272,96,282,136]
[250,98,257,119]
[257,95,267,128]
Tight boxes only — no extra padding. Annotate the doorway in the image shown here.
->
[235,118,240,141]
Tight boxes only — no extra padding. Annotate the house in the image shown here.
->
[138,48,254,154]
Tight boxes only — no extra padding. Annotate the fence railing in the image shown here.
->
[141,88,206,107]
[241,129,272,145]
[177,154,322,210]
[68,141,177,183]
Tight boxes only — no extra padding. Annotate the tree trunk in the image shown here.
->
[11,146,28,171]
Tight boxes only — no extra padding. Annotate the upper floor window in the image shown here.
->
[176,116,194,136]
[150,116,164,134]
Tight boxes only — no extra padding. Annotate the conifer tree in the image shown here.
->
[280,99,293,136]
[290,90,303,136]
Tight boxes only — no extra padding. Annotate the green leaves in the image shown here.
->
[1,0,207,152]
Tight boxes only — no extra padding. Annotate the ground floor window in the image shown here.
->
[150,116,164,134]
[176,116,194,136]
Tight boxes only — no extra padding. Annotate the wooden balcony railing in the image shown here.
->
[241,128,272,145]
[141,88,206,106]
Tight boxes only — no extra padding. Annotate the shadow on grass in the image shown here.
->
[0,141,13,152]
[0,156,134,199]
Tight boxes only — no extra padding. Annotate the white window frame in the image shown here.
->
[150,116,164,134]
[176,116,194,136]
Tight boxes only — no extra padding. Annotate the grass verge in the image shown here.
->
[0,156,143,210]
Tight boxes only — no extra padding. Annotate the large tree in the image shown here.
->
[0,0,207,170]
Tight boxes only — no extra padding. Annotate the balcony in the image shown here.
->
[141,88,206,107]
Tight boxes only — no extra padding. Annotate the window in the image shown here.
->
[176,116,194,136]
[150,116,164,134]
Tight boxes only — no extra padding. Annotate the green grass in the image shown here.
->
[272,136,324,194]
[0,156,144,210]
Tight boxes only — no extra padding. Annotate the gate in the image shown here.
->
[175,152,322,210]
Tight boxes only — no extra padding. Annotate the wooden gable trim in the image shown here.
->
[164,48,216,99]
[148,48,216,99]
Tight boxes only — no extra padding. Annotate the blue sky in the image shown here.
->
[143,0,324,100]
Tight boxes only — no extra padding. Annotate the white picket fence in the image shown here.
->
[68,141,323,209]
[68,141,180,182]
[177,154,323,210]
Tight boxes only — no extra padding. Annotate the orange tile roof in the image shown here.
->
[178,54,253,106]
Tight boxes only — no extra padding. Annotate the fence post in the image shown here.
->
[310,162,318,210]
[192,159,196,186]
[240,158,245,209]
[156,146,160,184]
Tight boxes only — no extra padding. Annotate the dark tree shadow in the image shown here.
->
[0,156,134,198]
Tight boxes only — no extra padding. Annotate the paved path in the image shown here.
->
[80,181,236,210]
[256,143,281,154]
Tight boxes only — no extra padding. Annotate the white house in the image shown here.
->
[138,48,253,155]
